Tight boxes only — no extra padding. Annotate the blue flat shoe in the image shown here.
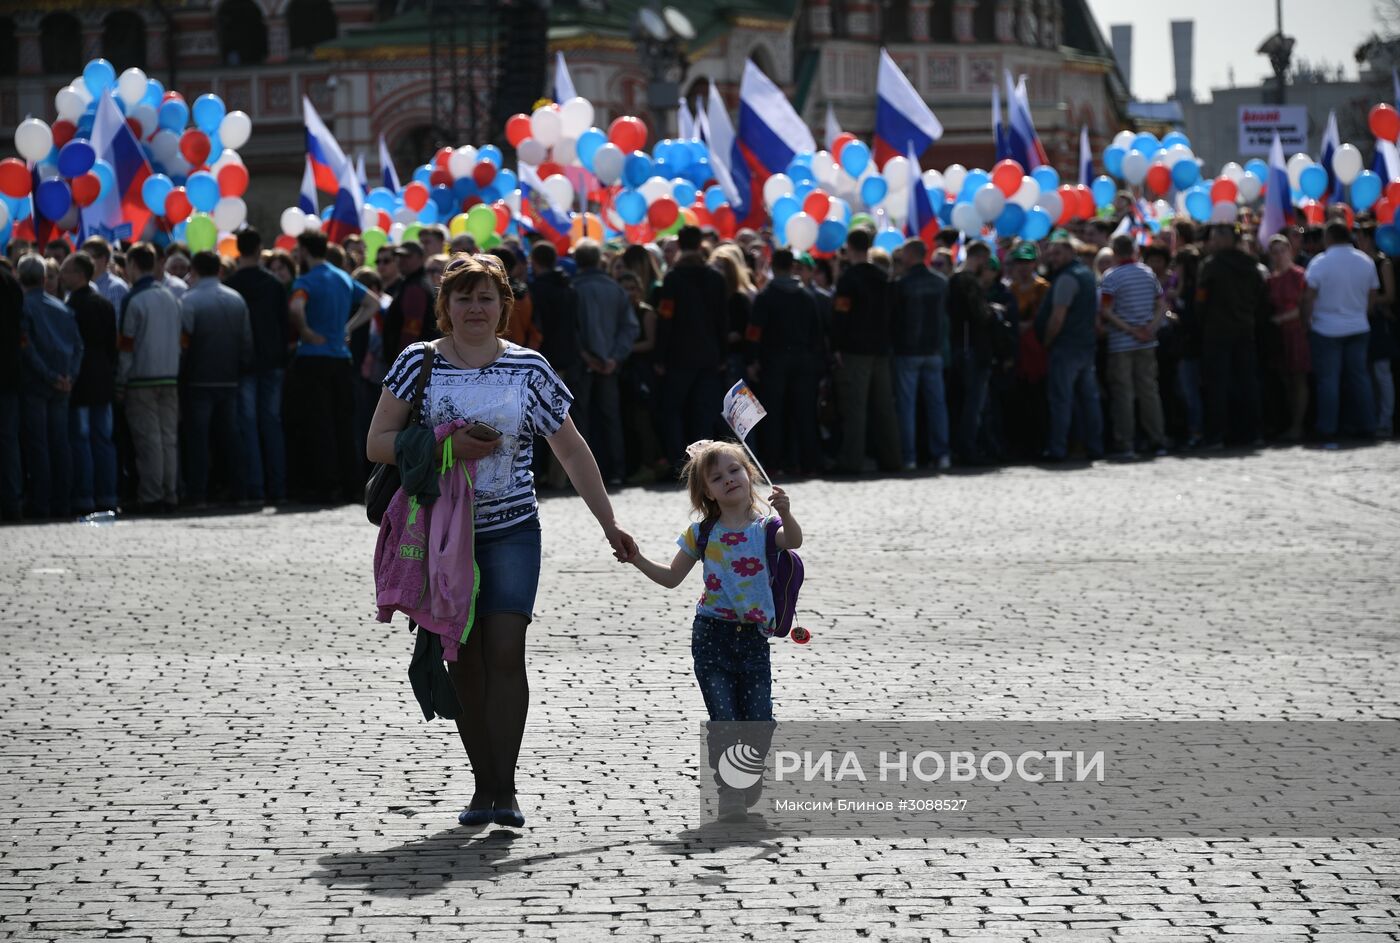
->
[492,793,525,828]
[458,792,494,827]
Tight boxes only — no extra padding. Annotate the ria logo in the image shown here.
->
[716,742,765,789]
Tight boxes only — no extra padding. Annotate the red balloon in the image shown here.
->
[1299,199,1324,226]
[429,167,453,188]
[802,190,830,220]
[1209,176,1238,204]
[991,159,1024,197]
[831,132,856,160]
[274,234,298,252]
[648,195,679,229]
[70,172,101,207]
[165,187,192,222]
[403,181,429,212]
[505,114,532,148]
[434,147,453,170]
[607,116,647,154]
[711,205,737,238]
[623,222,654,244]
[1376,198,1396,225]
[1074,184,1095,220]
[179,129,211,167]
[690,199,713,228]
[1369,104,1400,142]
[217,162,249,197]
[52,120,76,150]
[162,91,185,104]
[1056,185,1078,223]
[377,210,392,231]
[0,158,31,198]
[1145,162,1172,196]
[1386,181,1400,207]
[492,201,511,234]
[471,162,496,187]
[535,161,565,180]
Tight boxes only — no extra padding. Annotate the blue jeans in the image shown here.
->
[0,392,20,516]
[69,402,117,512]
[953,351,991,461]
[893,354,949,465]
[21,390,72,517]
[1310,331,1375,439]
[239,370,285,501]
[183,386,242,502]
[1177,357,1204,438]
[1045,344,1103,458]
[691,614,773,723]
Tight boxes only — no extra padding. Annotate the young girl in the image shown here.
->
[627,440,802,820]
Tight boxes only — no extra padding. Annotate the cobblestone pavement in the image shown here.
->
[2,444,1399,942]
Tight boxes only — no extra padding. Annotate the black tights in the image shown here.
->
[446,613,529,802]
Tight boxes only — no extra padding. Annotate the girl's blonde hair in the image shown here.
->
[680,440,767,524]
[709,243,755,298]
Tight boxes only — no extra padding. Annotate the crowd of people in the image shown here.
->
[2,199,1393,522]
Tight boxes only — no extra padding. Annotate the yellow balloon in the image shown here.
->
[449,213,470,237]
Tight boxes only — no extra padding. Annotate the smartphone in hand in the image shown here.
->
[464,420,502,441]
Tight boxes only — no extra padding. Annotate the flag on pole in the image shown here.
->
[874,48,943,168]
[824,102,843,151]
[905,143,939,253]
[1319,110,1340,204]
[992,85,1008,162]
[695,97,711,144]
[303,95,350,196]
[1260,132,1292,244]
[354,152,368,191]
[732,60,816,226]
[378,133,400,194]
[79,89,152,243]
[1004,71,1048,170]
[722,379,767,443]
[678,98,695,139]
[297,156,317,215]
[706,79,743,208]
[1078,125,1093,186]
[553,51,576,103]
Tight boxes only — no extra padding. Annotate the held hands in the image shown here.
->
[604,522,638,563]
[769,485,791,517]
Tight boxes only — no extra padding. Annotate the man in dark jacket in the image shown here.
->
[1,263,25,519]
[383,240,437,362]
[17,253,83,518]
[746,248,822,475]
[60,252,118,514]
[529,241,582,389]
[655,225,729,473]
[946,241,1000,464]
[1037,231,1104,461]
[226,229,291,504]
[831,227,901,474]
[889,239,951,470]
[1197,223,1266,447]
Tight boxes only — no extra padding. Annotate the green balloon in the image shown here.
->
[849,213,874,231]
[362,226,386,265]
[186,213,217,253]
[401,222,422,245]
[466,204,496,242]
[656,217,684,238]
[481,232,501,250]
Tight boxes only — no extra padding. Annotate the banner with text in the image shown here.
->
[1238,105,1309,154]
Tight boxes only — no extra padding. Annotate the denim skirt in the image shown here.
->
[474,515,542,621]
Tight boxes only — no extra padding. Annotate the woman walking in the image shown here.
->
[367,254,635,828]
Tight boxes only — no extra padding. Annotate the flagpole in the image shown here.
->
[737,434,774,489]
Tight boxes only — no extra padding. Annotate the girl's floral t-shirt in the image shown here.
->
[678,514,778,625]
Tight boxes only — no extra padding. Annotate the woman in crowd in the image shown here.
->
[1265,234,1311,441]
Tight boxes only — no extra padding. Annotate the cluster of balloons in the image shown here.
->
[1,58,253,254]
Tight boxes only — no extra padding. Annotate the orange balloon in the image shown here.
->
[217,235,238,258]
[569,212,604,244]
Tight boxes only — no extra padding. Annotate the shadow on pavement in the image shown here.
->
[652,817,785,863]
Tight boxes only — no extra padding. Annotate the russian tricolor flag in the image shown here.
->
[904,144,939,255]
[304,95,349,196]
[730,60,815,226]
[1319,110,1340,204]
[79,89,152,242]
[1004,71,1049,171]
[875,48,943,168]
[378,134,401,194]
[1079,125,1093,186]
[1260,132,1292,244]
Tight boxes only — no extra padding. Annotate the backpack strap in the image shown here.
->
[694,518,717,557]
[408,340,436,427]
[764,516,783,571]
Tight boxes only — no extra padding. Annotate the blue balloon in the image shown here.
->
[141,78,165,109]
[1031,165,1060,192]
[412,164,433,185]
[36,177,72,220]
[873,229,905,255]
[416,201,439,224]
[1352,171,1382,211]
[1091,175,1117,208]
[478,183,502,204]
[477,145,503,167]
[90,158,116,201]
[1244,158,1269,180]
[1184,187,1212,223]
[860,175,888,207]
[158,99,189,132]
[168,222,186,243]
[57,139,96,178]
[1171,159,1200,190]
[431,185,457,215]
[192,94,225,134]
[672,180,697,207]
[1131,132,1160,156]
[839,140,870,176]
[615,189,647,226]
[668,142,694,172]
[1376,224,1400,257]
[452,176,478,201]
[771,194,800,233]
[186,171,220,212]
[960,169,990,201]
[816,219,847,252]
[685,157,711,188]
[787,163,814,186]
[1103,145,1126,178]
[936,199,954,225]
[576,128,606,171]
[1298,164,1328,201]
[142,174,174,215]
[83,58,116,97]
[1019,206,1052,241]
[1161,131,1191,150]
[623,152,653,188]
[704,186,727,213]
[495,169,518,193]
[995,203,1026,237]
[792,180,814,202]
[926,186,946,207]
[3,193,31,222]
[788,151,813,169]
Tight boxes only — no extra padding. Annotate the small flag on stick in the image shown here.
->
[721,380,773,486]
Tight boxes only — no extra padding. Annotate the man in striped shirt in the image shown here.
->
[1099,235,1168,459]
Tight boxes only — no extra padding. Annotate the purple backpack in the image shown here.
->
[697,516,804,638]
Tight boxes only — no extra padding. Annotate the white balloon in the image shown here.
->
[1152,199,1172,220]
[951,201,983,235]
[57,205,80,231]
[1237,171,1263,203]
[825,196,849,222]
[446,148,473,179]
[1332,143,1363,185]
[361,205,381,230]
[219,111,252,150]
[921,168,945,191]
[603,204,625,231]
[505,188,521,214]
[943,163,967,195]
[1112,130,1136,151]
[55,86,85,123]
[1038,190,1064,224]
[763,173,794,209]
[1286,153,1313,191]
[1120,149,1149,185]
[280,207,305,237]
[212,196,247,231]
[882,156,911,191]
[592,143,624,185]
[0,201,8,230]
[70,79,92,106]
[541,173,574,211]
[640,175,672,203]
[388,222,406,244]
[1209,200,1237,223]
[1163,143,1194,167]
[811,150,836,184]
[393,206,418,225]
[1010,175,1040,210]
[553,135,578,167]
[559,97,595,138]
[129,105,157,140]
[303,214,322,233]
[785,212,818,252]
[1220,161,1244,183]
[150,130,180,166]
[972,183,1006,222]
[15,118,53,163]
[516,138,546,166]
[530,107,562,148]
[117,68,148,107]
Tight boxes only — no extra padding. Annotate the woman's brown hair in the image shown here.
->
[434,252,515,336]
